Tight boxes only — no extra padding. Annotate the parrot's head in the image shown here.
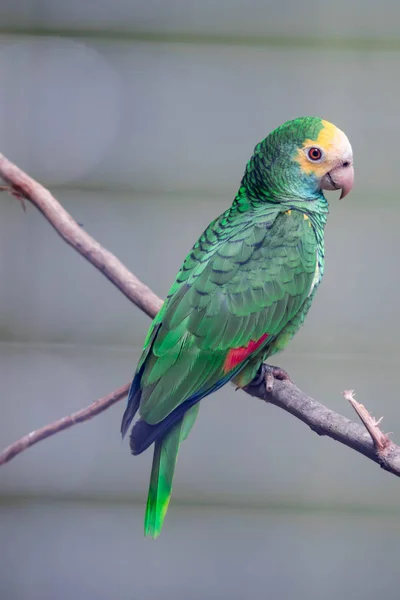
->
[292,117,354,200]
[245,116,354,202]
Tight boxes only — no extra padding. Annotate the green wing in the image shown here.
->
[136,207,317,426]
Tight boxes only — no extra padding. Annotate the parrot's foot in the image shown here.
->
[251,363,292,396]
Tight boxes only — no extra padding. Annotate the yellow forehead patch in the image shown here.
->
[295,120,347,177]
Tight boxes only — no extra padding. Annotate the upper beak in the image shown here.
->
[321,163,354,199]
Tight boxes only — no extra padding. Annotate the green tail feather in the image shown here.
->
[144,404,199,538]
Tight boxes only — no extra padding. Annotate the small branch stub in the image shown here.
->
[344,389,392,455]
[0,184,27,211]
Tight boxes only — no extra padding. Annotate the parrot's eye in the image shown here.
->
[307,147,323,161]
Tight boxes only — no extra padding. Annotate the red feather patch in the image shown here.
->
[223,333,269,373]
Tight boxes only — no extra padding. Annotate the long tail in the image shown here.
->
[144,404,199,538]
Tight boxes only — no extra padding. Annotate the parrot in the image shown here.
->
[121,116,354,538]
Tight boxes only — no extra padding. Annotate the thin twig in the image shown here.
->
[0,384,130,466]
[1,152,400,478]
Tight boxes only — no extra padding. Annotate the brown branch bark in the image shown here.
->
[245,380,400,476]
[1,152,400,478]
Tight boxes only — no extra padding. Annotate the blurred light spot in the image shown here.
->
[0,37,121,184]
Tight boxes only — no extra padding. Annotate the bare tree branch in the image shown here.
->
[245,380,400,477]
[0,154,162,319]
[0,384,130,466]
[1,152,400,478]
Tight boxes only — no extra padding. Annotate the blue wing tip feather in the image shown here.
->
[129,374,233,454]
[124,357,240,452]
[120,373,142,439]
[129,419,156,455]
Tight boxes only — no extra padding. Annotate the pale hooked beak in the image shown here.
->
[321,162,354,199]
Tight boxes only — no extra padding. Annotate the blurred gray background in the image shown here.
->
[1,2,400,599]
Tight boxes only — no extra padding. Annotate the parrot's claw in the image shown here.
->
[250,363,292,397]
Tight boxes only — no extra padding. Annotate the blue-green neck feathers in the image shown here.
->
[239,116,327,206]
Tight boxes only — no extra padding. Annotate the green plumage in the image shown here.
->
[144,405,199,537]
[122,116,349,538]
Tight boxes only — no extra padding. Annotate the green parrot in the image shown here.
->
[121,116,354,538]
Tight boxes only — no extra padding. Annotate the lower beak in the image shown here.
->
[321,164,354,199]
